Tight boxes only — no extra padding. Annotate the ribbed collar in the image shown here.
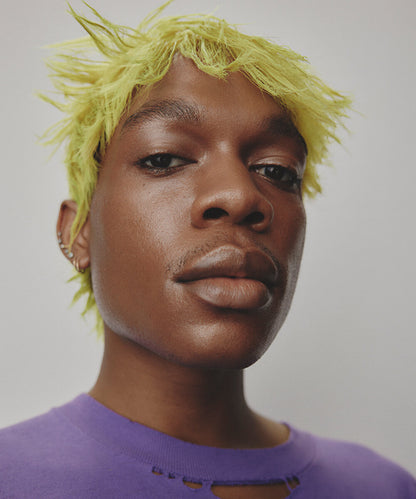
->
[57,393,316,483]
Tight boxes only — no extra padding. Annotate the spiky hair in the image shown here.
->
[41,1,351,336]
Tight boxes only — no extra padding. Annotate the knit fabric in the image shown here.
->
[0,394,415,498]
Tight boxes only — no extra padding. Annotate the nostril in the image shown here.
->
[244,212,264,225]
[203,207,228,220]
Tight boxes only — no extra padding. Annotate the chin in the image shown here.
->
[156,315,282,370]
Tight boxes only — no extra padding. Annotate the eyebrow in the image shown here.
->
[122,98,201,133]
[261,115,308,154]
[121,97,307,154]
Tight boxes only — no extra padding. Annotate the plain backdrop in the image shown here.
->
[1,0,415,476]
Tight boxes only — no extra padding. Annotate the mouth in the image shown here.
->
[174,245,279,310]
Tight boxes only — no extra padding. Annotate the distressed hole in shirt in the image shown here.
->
[183,479,204,489]
[210,477,300,499]
[152,468,178,480]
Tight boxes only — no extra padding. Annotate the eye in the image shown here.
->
[137,153,190,172]
[252,164,301,190]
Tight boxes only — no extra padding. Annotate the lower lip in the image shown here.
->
[181,277,272,310]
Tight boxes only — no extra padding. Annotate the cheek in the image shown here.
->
[87,177,191,340]
[288,204,306,270]
[90,173,180,266]
[269,200,306,321]
[88,184,155,328]
[274,197,306,264]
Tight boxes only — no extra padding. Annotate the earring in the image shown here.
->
[58,232,85,273]
[58,231,65,249]
[58,232,74,258]
[73,258,85,274]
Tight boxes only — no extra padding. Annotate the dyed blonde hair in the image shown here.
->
[42,1,351,336]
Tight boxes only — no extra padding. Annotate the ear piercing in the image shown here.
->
[58,231,83,272]
[57,232,74,258]
[73,259,85,273]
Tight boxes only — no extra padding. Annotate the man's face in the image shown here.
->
[88,56,306,369]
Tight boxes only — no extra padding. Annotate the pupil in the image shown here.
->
[265,165,283,180]
[155,154,170,168]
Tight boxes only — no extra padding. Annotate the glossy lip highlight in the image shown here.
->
[173,245,279,288]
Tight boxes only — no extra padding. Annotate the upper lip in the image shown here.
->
[174,245,279,288]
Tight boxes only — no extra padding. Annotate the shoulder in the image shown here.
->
[0,402,74,493]
[0,396,117,498]
[0,394,109,465]
[0,406,64,462]
[0,397,87,455]
[295,428,416,498]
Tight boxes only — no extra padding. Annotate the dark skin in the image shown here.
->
[58,56,307,498]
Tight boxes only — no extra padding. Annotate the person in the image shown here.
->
[0,3,415,498]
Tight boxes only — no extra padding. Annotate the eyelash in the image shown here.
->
[136,153,301,190]
[250,164,301,190]
[136,153,190,174]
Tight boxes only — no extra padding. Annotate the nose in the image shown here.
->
[190,155,274,232]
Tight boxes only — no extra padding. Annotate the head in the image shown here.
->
[47,3,351,368]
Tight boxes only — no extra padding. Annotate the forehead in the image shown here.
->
[144,56,276,116]
[123,57,297,132]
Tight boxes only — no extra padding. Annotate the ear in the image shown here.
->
[56,200,90,272]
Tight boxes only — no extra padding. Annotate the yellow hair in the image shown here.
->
[41,1,352,336]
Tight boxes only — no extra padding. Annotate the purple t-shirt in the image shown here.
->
[0,394,415,498]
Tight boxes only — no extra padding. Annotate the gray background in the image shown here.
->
[1,0,415,475]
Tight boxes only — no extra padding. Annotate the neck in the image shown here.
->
[89,328,288,448]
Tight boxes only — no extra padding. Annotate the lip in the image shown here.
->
[174,245,279,310]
